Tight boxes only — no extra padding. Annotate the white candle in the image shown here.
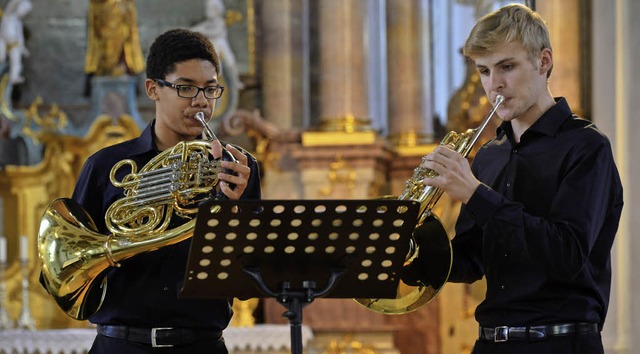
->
[0,235,6,264]
[0,196,4,236]
[20,235,28,263]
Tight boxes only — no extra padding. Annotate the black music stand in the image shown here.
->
[180,199,420,354]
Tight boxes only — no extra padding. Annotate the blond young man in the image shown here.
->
[411,4,623,354]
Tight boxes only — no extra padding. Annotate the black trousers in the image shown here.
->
[88,334,229,354]
[472,332,604,354]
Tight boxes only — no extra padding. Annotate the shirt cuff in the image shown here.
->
[465,183,501,226]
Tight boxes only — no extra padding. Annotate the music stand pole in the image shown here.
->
[244,267,345,354]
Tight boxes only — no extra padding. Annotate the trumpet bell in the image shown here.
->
[354,215,452,314]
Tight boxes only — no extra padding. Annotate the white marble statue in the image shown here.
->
[0,0,32,84]
[191,0,242,123]
[191,0,241,88]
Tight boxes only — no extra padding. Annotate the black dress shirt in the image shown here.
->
[448,97,623,329]
[71,120,261,330]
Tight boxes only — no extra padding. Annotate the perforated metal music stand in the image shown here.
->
[180,199,420,354]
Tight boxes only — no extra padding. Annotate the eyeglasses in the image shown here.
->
[155,79,225,99]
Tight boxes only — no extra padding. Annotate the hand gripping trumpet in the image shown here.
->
[355,95,504,314]
[38,112,235,320]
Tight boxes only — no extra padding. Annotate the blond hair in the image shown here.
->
[463,4,552,76]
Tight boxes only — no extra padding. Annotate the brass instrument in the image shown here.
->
[195,111,220,142]
[38,113,232,320]
[355,95,504,314]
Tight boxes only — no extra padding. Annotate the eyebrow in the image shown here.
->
[173,77,218,85]
[476,57,516,70]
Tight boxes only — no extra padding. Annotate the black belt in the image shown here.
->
[97,324,223,348]
[479,323,599,343]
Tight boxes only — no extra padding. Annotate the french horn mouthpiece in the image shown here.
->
[195,112,218,142]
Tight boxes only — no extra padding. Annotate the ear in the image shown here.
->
[539,48,553,76]
[145,79,159,101]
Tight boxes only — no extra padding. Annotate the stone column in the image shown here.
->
[386,0,437,225]
[592,0,637,353]
[257,0,307,200]
[537,0,589,117]
[386,0,430,147]
[316,0,371,132]
[260,0,305,130]
[298,0,383,200]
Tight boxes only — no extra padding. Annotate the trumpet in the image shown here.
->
[355,95,504,314]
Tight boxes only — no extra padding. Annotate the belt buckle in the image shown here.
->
[494,326,509,342]
[151,327,174,348]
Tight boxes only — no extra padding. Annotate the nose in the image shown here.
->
[191,89,208,107]
[488,71,505,92]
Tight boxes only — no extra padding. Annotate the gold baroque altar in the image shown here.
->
[0,111,142,329]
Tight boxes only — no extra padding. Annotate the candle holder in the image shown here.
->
[16,259,36,330]
[0,261,13,329]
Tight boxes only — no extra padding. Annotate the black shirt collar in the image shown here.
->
[497,97,573,141]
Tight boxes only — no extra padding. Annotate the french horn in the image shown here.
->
[355,95,504,314]
[38,112,234,320]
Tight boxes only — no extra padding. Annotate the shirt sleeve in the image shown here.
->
[241,151,262,200]
[447,201,486,283]
[461,136,622,281]
[71,155,109,234]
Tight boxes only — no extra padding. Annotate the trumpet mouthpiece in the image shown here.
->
[494,95,505,106]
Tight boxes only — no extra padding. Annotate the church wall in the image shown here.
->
[592,0,640,353]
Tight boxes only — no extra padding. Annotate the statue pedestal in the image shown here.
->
[83,75,145,136]
[291,136,391,200]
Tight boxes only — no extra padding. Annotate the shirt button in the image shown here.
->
[512,149,518,154]
[163,286,169,291]
[506,182,511,187]
[500,285,506,290]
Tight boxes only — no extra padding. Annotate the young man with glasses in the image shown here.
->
[72,28,261,353]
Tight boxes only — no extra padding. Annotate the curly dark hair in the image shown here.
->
[145,28,220,80]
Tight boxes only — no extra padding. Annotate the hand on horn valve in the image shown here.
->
[210,140,252,201]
